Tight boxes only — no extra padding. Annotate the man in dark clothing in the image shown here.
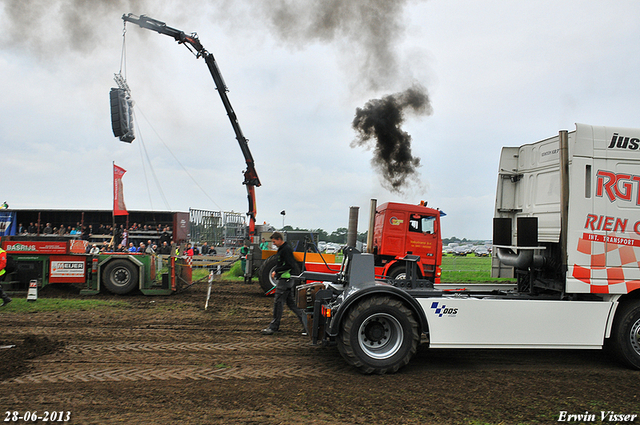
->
[159,241,171,255]
[239,241,249,274]
[262,232,307,335]
[160,227,171,246]
[81,225,91,241]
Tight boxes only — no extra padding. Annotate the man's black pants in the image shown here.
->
[268,278,307,332]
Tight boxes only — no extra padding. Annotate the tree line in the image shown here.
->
[280,227,483,246]
[281,226,367,244]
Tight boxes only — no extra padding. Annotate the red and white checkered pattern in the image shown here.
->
[571,232,640,294]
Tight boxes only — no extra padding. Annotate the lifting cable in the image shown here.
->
[136,125,155,210]
[119,23,127,77]
[133,112,171,211]
[117,22,167,210]
[133,108,223,211]
[116,19,222,212]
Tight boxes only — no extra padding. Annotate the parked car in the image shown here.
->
[474,247,490,257]
[443,247,455,256]
[453,246,470,256]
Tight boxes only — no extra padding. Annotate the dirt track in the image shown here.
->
[1,280,639,424]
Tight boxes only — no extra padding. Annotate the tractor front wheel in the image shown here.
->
[337,296,419,374]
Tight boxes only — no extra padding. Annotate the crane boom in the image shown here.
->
[122,13,261,237]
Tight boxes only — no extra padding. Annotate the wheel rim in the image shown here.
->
[112,267,131,287]
[394,272,407,280]
[269,266,278,286]
[630,317,640,356]
[358,313,404,360]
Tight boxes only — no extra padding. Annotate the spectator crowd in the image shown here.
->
[15,221,226,256]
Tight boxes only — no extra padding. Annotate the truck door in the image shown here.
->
[379,209,408,256]
[569,154,596,292]
[599,157,640,292]
[575,127,640,293]
[407,213,439,272]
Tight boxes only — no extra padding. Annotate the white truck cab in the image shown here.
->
[301,124,640,374]
[494,123,640,295]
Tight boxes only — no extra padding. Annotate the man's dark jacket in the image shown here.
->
[273,241,300,279]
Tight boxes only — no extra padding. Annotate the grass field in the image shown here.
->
[440,255,513,283]
[194,255,513,284]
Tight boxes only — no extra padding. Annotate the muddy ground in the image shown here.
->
[0,280,638,425]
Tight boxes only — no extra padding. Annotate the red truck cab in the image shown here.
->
[371,202,442,282]
[281,201,443,288]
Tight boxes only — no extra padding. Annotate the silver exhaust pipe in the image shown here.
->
[366,199,377,253]
[496,247,545,269]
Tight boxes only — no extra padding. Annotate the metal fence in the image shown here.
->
[189,208,247,248]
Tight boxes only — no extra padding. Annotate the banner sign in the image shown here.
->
[113,163,128,216]
[2,240,69,255]
[0,211,16,236]
[69,240,89,254]
[49,255,86,283]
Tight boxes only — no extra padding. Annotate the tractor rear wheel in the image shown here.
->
[102,259,139,295]
[257,255,278,294]
[337,295,419,374]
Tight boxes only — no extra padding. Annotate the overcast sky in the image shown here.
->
[2,0,639,240]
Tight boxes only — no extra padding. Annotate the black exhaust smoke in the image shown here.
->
[1,0,155,55]
[351,83,432,193]
[262,0,414,91]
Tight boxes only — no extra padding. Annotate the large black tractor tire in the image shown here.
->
[257,255,279,294]
[337,296,420,374]
[101,259,139,295]
[610,300,640,370]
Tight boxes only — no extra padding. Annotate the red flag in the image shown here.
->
[113,163,128,216]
